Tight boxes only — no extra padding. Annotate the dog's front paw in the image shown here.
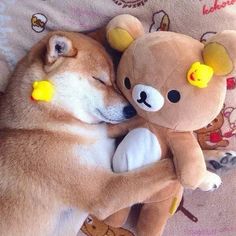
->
[198,172,222,191]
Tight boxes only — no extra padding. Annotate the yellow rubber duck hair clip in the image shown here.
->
[187,62,214,88]
[31,80,55,102]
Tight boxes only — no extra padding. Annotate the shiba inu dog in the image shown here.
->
[0,31,176,236]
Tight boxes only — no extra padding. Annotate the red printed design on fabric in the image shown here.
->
[201,0,236,15]
[210,132,224,142]
[223,106,236,138]
[195,112,229,149]
[227,77,236,90]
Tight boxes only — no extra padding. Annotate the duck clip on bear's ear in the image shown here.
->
[106,14,144,52]
[187,30,236,89]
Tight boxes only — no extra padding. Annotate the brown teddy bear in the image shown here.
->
[102,14,236,236]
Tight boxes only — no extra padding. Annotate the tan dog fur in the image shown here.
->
[0,31,177,236]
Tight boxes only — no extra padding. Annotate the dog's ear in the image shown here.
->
[45,35,77,65]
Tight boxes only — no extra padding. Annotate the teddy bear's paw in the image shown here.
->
[198,172,222,191]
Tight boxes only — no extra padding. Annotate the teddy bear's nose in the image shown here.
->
[123,104,137,119]
[138,91,147,102]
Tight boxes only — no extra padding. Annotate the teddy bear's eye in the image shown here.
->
[167,90,181,103]
[124,77,131,90]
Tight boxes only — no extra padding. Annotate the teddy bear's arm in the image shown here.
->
[167,131,206,189]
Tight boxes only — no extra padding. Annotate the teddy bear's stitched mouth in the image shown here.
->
[137,99,152,108]
[137,91,152,108]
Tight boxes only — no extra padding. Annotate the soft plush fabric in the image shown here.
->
[0,0,236,150]
[115,170,236,236]
[79,172,236,236]
[1,0,236,89]
[1,1,236,235]
[1,0,236,151]
[104,14,236,235]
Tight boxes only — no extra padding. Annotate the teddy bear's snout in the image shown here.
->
[132,84,164,112]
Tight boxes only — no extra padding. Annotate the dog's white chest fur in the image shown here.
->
[55,130,115,235]
[76,137,115,169]
[113,128,162,172]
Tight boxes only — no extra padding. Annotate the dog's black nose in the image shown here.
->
[123,104,137,119]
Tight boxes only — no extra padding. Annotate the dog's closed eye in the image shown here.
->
[92,76,106,85]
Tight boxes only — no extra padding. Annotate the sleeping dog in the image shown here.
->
[0,31,176,236]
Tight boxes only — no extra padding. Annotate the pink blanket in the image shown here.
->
[1,1,236,235]
[1,0,236,91]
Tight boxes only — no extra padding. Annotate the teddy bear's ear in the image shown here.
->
[202,31,236,76]
[106,14,144,52]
